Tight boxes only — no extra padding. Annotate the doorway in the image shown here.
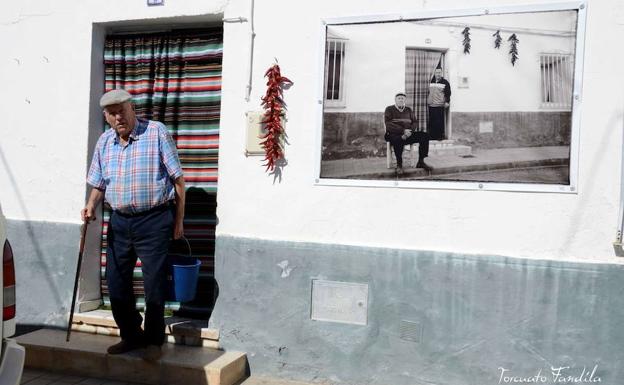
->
[405,48,449,138]
[98,27,223,319]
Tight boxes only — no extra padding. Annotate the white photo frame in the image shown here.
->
[314,1,587,194]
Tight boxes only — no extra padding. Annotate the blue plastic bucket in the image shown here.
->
[166,237,201,302]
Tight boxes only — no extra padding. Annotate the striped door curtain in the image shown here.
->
[405,49,443,131]
[99,28,223,317]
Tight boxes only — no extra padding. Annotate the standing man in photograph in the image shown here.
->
[81,89,185,361]
[427,67,451,140]
[384,92,431,175]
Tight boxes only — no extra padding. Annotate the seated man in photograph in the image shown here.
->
[384,92,431,174]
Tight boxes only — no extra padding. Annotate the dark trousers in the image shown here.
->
[428,106,446,140]
[107,204,174,346]
[386,131,430,168]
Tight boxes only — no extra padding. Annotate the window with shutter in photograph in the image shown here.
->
[540,53,574,110]
[325,37,347,107]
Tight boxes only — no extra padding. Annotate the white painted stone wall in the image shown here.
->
[219,0,624,264]
[0,0,227,224]
[0,0,623,265]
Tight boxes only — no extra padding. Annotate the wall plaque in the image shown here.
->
[311,280,368,325]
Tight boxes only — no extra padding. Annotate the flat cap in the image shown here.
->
[99,89,133,108]
[395,92,407,98]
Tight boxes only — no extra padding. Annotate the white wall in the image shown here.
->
[1,0,623,265]
[216,0,624,264]
[0,0,227,224]
[326,11,576,113]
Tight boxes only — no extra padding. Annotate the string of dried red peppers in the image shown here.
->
[260,64,292,171]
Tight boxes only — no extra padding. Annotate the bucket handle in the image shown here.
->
[171,236,192,258]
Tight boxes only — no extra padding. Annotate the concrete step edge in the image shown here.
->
[18,329,247,385]
[70,323,220,349]
[207,351,248,385]
[73,310,220,341]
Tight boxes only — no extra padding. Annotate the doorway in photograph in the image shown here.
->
[405,49,448,138]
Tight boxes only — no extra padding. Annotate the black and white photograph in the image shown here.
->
[319,9,578,185]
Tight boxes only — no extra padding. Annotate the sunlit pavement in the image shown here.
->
[320,145,569,182]
[21,368,144,385]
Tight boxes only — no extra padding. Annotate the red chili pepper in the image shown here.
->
[260,63,293,171]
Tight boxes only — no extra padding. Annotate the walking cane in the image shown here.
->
[66,220,88,342]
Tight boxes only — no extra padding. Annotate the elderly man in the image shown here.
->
[384,92,431,174]
[81,89,185,361]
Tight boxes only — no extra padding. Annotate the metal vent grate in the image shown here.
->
[400,320,422,343]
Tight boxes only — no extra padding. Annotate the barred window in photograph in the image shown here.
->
[540,53,574,110]
[325,37,347,107]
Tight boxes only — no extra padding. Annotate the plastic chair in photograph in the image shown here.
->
[386,142,415,168]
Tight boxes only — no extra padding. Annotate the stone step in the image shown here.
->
[72,309,220,348]
[429,139,456,147]
[429,144,472,156]
[389,144,472,168]
[17,328,248,385]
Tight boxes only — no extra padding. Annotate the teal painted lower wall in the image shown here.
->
[322,111,572,161]
[210,236,624,385]
[7,219,623,385]
[7,219,81,327]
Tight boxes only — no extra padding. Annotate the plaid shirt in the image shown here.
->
[87,118,183,214]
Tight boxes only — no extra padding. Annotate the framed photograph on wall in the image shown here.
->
[314,2,587,193]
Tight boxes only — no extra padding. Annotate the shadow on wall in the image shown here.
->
[0,144,70,326]
[169,187,220,320]
[452,111,572,149]
[322,111,571,160]
[322,112,387,160]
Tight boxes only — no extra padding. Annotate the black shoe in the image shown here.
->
[107,339,145,355]
[416,160,432,172]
